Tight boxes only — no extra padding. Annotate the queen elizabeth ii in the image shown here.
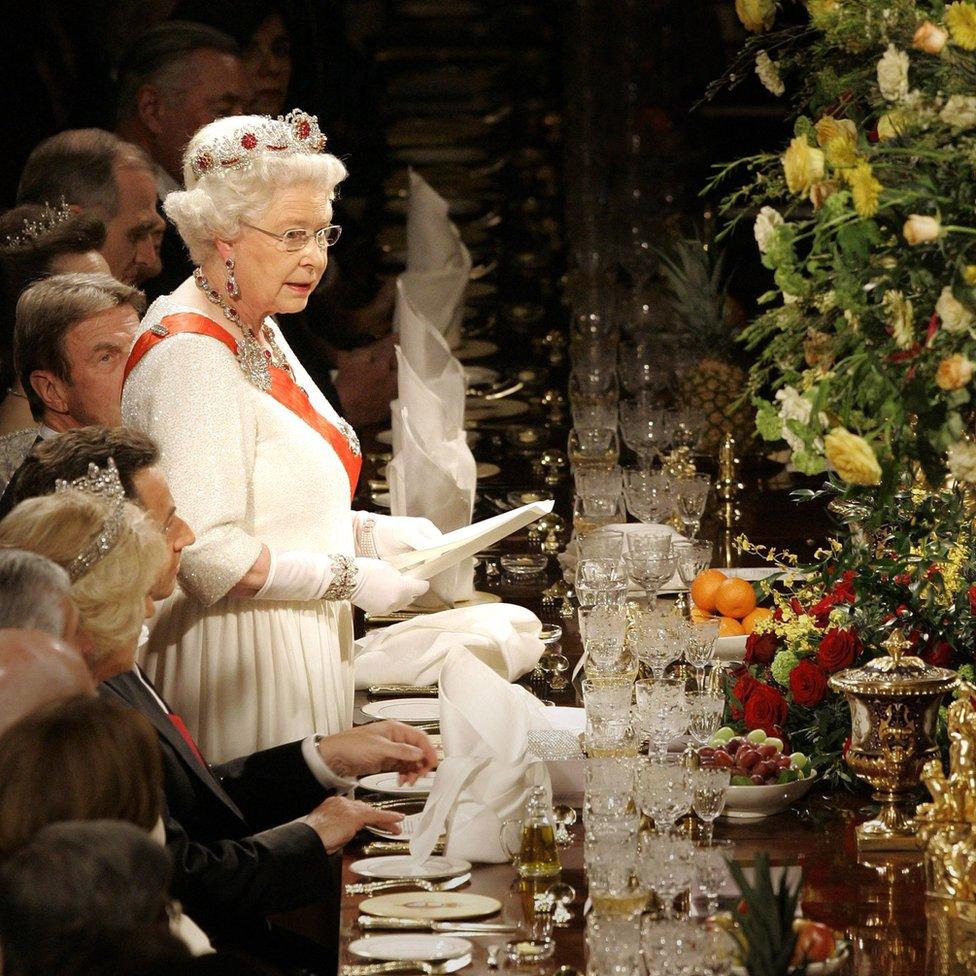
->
[123,111,437,762]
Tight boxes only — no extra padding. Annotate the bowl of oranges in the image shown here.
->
[689,569,771,662]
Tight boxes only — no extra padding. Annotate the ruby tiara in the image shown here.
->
[189,109,328,180]
[3,199,73,249]
[54,458,128,582]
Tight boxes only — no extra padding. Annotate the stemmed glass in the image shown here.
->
[636,754,693,834]
[635,678,688,756]
[586,912,641,976]
[573,492,627,538]
[684,619,719,692]
[637,833,696,920]
[579,605,629,679]
[623,531,675,605]
[623,469,675,524]
[629,608,681,679]
[691,764,731,847]
[686,690,726,750]
[619,399,672,468]
[693,839,734,918]
[674,540,712,589]
[674,475,711,539]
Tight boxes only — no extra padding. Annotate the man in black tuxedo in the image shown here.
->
[5,425,437,966]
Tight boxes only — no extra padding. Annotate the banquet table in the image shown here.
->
[266,444,929,976]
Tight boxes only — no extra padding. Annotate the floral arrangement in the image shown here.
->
[705,0,976,498]
[724,485,976,786]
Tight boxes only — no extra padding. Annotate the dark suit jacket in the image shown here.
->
[99,669,339,939]
[0,433,42,519]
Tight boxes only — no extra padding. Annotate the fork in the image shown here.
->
[345,873,470,895]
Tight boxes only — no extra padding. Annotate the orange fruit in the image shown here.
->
[717,616,745,637]
[690,606,715,623]
[742,607,773,633]
[714,577,757,620]
[690,569,728,613]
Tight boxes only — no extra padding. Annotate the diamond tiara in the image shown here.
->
[3,200,74,249]
[189,109,328,180]
[54,458,128,582]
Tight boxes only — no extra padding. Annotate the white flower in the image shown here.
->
[936,286,975,332]
[948,441,976,483]
[755,51,785,96]
[753,206,784,254]
[883,289,915,349]
[940,94,976,129]
[877,44,910,101]
[775,386,825,454]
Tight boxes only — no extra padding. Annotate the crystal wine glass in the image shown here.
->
[684,619,719,692]
[691,764,731,847]
[636,754,693,834]
[674,475,711,540]
[635,677,688,755]
[686,690,726,750]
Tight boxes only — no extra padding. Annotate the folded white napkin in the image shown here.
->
[398,267,470,351]
[410,649,554,864]
[354,604,544,689]
[407,169,467,273]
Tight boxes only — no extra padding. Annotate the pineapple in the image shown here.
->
[727,853,804,976]
[657,237,756,455]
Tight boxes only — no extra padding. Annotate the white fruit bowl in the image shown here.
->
[714,635,747,662]
[721,772,816,820]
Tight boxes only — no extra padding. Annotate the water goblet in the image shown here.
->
[685,619,719,692]
[622,469,674,524]
[586,912,641,976]
[623,551,676,605]
[579,605,629,679]
[692,839,734,918]
[576,465,623,500]
[674,475,711,539]
[637,833,696,920]
[636,754,693,834]
[674,540,713,589]
[573,492,627,538]
[626,526,673,558]
[629,608,680,680]
[572,399,618,431]
[691,764,731,846]
[578,529,625,562]
[635,677,688,755]
[686,690,726,750]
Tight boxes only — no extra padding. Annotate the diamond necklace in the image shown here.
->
[192,268,296,391]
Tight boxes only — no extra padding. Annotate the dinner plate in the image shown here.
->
[348,935,473,962]
[477,462,501,479]
[455,339,498,360]
[466,281,497,301]
[359,772,436,796]
[366,811,426,839]
[464,365,499,385]
[465,398,529,421]
[393,147,489,166]
[359,892,502,921]
[350,855,472,881]
[362,698,441,723]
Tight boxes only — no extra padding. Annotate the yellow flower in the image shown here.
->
[815,117,859,166]
[824,428,883,486]
[947,2,976,49]
[936,353,974,390]
[807,0,839,25]
[735,0,776,32]
[964,265,976,285]
[877,109,908,140]
[844,161,882,217]
[809,179,840,210]
[903,214,941,244]
[782,135,825,196]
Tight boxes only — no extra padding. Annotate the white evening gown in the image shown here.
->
[123,297,357,762]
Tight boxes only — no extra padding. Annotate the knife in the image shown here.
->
[362,841,445,856]
[342,955,471,976]
[358,916,521,933]
[367,684,439,698]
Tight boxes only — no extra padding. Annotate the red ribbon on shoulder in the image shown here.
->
[124,313,361,498]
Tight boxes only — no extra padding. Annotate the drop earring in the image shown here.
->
[224,257,241,300]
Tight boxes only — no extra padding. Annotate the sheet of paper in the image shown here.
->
[388,500,554,581]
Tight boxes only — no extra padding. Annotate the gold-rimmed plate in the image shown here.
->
[359,892,502,922]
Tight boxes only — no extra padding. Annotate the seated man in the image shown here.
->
[0,549,93,735]
[1,459,435,965]
[16,129,165,288]
[0,272,144,511]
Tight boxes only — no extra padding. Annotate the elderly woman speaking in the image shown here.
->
[123,111,436,761]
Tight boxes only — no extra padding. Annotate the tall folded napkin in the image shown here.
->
[407,169,468,274]
[398,265,470,351]
[354,604,545,689]
[410,649,554,864]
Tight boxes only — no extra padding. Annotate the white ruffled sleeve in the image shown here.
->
[122,332,264,606]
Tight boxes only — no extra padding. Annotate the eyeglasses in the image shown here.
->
[240,221,342,252]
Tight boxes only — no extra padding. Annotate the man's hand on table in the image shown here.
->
[302,796,404,854]
[317,720,438,784]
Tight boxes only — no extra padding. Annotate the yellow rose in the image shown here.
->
[735,0,776,32]
[964,265,976,286]
[814,116,856,148]
[824,428,883,486]
[903,214,941,244]
[913,21,949,54]
[936,354,974,390]
[782,136,825,196]
[877,109,907,140]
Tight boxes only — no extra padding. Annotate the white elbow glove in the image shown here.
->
[255,549,428,613]
[353,512,443,558]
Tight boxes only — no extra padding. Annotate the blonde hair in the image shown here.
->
[164,114,348,264]
[0,491,166,670]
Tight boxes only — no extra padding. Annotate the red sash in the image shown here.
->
[124,313,361,498]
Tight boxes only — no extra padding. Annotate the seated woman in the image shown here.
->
[0,695,212,955]
[123,111,440,761]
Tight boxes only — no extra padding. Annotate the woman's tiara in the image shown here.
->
[54,458,127,581]
[189,109,328,180]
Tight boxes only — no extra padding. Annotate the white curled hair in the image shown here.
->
[163,115,348,265]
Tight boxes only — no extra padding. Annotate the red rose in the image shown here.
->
[743,684,789,738]
[730,671,760,720]
[923,640,954,668]
[789,659,828,708]
[745,630,779,665]
[842,737,851,757]
[968,585,976,615]
[816,628,861,673]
